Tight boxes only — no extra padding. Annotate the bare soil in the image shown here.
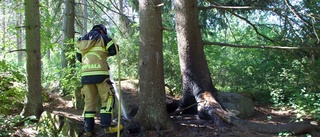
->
[13,96,316,137]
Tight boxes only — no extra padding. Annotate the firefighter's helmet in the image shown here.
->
[92,24,107,34]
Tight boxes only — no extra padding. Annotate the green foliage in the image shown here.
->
[289,88,320,121]
[0,115,37,136]
[108,24,140,80]
[205,45,320,119]
[60,66,81,95]
[0,60,26,115]
[163,30,182,95]
[37,114,60,137]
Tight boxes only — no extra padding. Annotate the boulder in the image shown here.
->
[216,92,255,119]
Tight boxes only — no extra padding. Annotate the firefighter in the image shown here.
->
[76,24,122,136]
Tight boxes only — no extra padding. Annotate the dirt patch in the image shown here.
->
[13,97,318,137]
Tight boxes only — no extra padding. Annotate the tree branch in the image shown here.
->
[7,49,27,53]
[206,0,275,43]
[204,41,320,50]
[199,5,274,11]
[284,0,312,27]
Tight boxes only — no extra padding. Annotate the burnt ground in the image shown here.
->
[12,95,318,137]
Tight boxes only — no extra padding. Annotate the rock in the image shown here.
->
[37,111,82,137]
[114,80,139,119]
[73,87,84,109]
[216,92,255,119]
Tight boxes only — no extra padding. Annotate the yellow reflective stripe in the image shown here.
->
[81,70,109,76]
[84,113,95,118]
[106,41,114,49]
[89,47,105,52]
[100,109,112,114]
[105,95,113,112]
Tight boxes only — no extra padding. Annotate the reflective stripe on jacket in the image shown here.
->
[78,36,110,77]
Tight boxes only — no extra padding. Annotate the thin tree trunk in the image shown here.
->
[61,0,75,68]
[21,0,43,119]
[17,0,24,64]
[82,0,87,35]
[2,1,6,52]
[119,0,130,35]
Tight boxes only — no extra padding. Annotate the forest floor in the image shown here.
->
[13,95,317,137]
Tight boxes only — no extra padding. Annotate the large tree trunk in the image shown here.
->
[21,0,43,119]
[174,0,320,135]
[134,0,174,131]
[174,0,218,115]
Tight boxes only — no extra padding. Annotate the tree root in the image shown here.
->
[198,91,320,136]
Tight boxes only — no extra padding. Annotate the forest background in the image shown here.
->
[0,0,319,136]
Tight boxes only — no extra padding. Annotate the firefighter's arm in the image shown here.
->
[101,34,119,56]
[106,39,119,56]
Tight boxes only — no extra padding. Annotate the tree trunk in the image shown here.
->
[174,0,218,114]
[81,0,87,35]
[174,0,320,135]
[61,0,75,94]
[21,0,43,119]
[134,0,174,131]
[61,0,75,69]
[119,0,131,36]
[17,0,24,64]
[2,1,6,52]
[73,0,87,109]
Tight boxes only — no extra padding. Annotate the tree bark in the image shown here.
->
[17,0,24,64]
[21,0,43,119]
[61,0,76,94]
[2,1,6,52]
[119,0,131,36]
[134,0,174,131]
[61,0,75,68]
[81,0,87,35]
[174,0,218,114]
[73,0,87,109]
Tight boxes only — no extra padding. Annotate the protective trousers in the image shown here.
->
[82,78,115,132]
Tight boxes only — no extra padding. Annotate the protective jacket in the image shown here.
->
[76,29,118,84]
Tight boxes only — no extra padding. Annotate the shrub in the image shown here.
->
[0,60,26,115]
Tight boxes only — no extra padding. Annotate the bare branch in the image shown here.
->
[199,5,274,11]
[162,27,174,31]
[7,49,27,53]
[284,0,312,27]
[204,41,320,50]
